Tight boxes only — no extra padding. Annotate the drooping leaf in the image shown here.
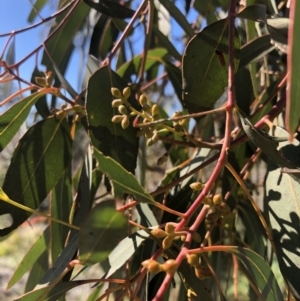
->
[223,247,284,301]
[0,117,72,236]
[41,2,89,74]
[159,0,194,37]
[0,90,48,151]
[193,0,218,25]
[86,65,139,173]
[16,281,83,301]
[286,0,300,135]
[264,128,300,300]
[239,35,275,70]
[102,229,150,278]
[50,168,73,261]
[237,4,267,23]
[39,233,79,285]
[152,26,182,61]
[182,19,240,114]
[25,250,49,293]
[117,48,168,80]
[78,200,127,265]
[7,227,50,289]
[93,149,156,204]
[28,0,48,23]
[84,0,135,19]
[236,108,300,174]
[267,18,289,52]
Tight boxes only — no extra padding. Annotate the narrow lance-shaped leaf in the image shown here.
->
[7,227,50,289]
[93,149,156,204]
[79,200,127,265]
[84,0,135,19]
[182,19,240,114]
[0,117,72,236]
[0,90,48,151]
[236,107,300,175]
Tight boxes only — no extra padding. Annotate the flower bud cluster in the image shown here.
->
[111,87,132,129]
[136,95,161,146]
[202,194,231,228]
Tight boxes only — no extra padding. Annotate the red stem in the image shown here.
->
[152,2,237,300]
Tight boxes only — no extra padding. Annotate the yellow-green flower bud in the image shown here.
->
[165,222,176,234]
[162,236,173,249]
[121,115,130,129]
[142,259,163,273]
[118,105,128,115]
[122,87,131,99]
[186,254,200,268]
[190,182,205,191]
[112,99,123,107]
[213,194,223,205]
[162,259,178,274]
[111,115,124,123]
[111,87,122,98]
[151,104,159,116]
[202,197,213,206]
[151,228,167,238]
[139,94,148,106]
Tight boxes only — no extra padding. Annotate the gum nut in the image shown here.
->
[118,105,128,115]
[186,254,199,267]
[190,182,205,191]
[202,197,213,206]
[139,94,148,106]
[162,236,173,249]
[121,116,130,129]
[151,228,167,238]
[165,223,176,234]
[112,115,124,123]
[151,104,159,116]
[112,99,123,107]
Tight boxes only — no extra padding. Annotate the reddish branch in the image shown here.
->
[152,1,237,300]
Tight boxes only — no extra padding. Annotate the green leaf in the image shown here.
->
[182,19,240,114]
[41,2,89,74]
[103,229,150,278]
[264,128,300,300]
[0,91,47,151]
[83,0,135,19]
[15,281,82,301]
[50,168,73,261]
[86,65,139,173]
[0,117,72,236]
[267,18,289,52]
[225,247,284,301]
[286,0,300,135]
[239,35,275,70]
[7,227,50,289]
[78,200,127,265]
[152,26,182,61]
[25,250,49,292]
[28,0,48,23]
[93,149,156,204]
[37,234,78,287]
[237,4,267,23]
[236,108,300,173]
[159,0,194,37]
[117,48,168,79]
